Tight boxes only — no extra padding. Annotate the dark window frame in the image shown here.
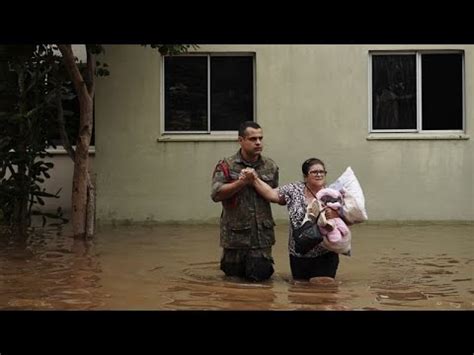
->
[162,52,256,134]
[369,50,465,134]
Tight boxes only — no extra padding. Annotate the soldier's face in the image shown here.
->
[239,127,263,157]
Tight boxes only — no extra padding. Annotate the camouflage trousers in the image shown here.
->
[220,247,274,282]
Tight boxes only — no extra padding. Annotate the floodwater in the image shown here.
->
[0,223,472,310]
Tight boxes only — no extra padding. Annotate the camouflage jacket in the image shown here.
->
[211,150,279,249]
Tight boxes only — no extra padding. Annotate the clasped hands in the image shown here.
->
[239,167,258,185]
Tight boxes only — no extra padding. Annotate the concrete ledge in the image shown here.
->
[360,220,474,226]
[367,133,469,140]
[157,135,237,142]
[96,217,222,227]
[95,219,474,227]
[46,147,96,155]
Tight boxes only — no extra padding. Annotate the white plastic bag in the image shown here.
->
[329,167,368,224]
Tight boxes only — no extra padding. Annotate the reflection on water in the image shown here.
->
[0,223,472,310]
[0,226,106,310]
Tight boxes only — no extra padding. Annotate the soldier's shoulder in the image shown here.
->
[261,155,279,169]
[215,154,232,164]
[213,155,236,174]
[223,152,240,165]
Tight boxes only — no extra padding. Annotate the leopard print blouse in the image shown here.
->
[278,181,329,258]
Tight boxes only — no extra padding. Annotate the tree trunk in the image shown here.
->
[58,45,96,238]
[56,85,95,238]
[71,101,93,238]
[86,174,95,238]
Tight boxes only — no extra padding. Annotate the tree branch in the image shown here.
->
[85,45,96,97]
[57,45,89,100]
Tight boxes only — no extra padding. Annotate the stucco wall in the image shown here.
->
[92,45,473,223]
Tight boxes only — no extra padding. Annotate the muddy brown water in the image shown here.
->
[0,223,472,310]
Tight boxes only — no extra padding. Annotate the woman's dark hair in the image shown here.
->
[302,158,326,176]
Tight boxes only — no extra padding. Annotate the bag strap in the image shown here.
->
[304,184,327,224]
[219,160,231,181]
[304,183,318,199]
[217,159,238,208]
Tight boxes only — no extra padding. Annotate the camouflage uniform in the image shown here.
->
[211,150,279,281]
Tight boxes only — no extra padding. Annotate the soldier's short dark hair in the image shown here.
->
[238,121,261,137]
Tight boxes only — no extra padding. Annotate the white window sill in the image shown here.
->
[157,135,238,142]
[46,147,96,155]
[367,133,470,141]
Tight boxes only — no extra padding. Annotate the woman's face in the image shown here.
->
[306,163,327,188]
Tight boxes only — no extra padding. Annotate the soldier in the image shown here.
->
[211,121,280,282]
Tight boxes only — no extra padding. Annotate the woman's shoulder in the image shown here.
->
[284,181,305,188]
[279,181,305,193]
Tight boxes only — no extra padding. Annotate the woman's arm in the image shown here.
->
[240,168,286,205]
[253,177,286,205]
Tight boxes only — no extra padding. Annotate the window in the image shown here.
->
[370,51,464,133]
[163,54,254,133]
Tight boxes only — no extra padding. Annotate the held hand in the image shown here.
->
[249,168,259,182]
[238,168,248,181]
[325,208,340,219]
[239,168,257,185]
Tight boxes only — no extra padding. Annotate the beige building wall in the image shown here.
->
[88,45,473,224]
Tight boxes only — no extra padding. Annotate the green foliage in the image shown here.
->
[95,60,110,77]
[0,43,195,232]
[0,45,69,228]
[144,44,199,56]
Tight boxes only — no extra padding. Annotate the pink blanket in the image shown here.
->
[316,188,350,244]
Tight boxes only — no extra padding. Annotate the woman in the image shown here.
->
[242,158,345,280]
